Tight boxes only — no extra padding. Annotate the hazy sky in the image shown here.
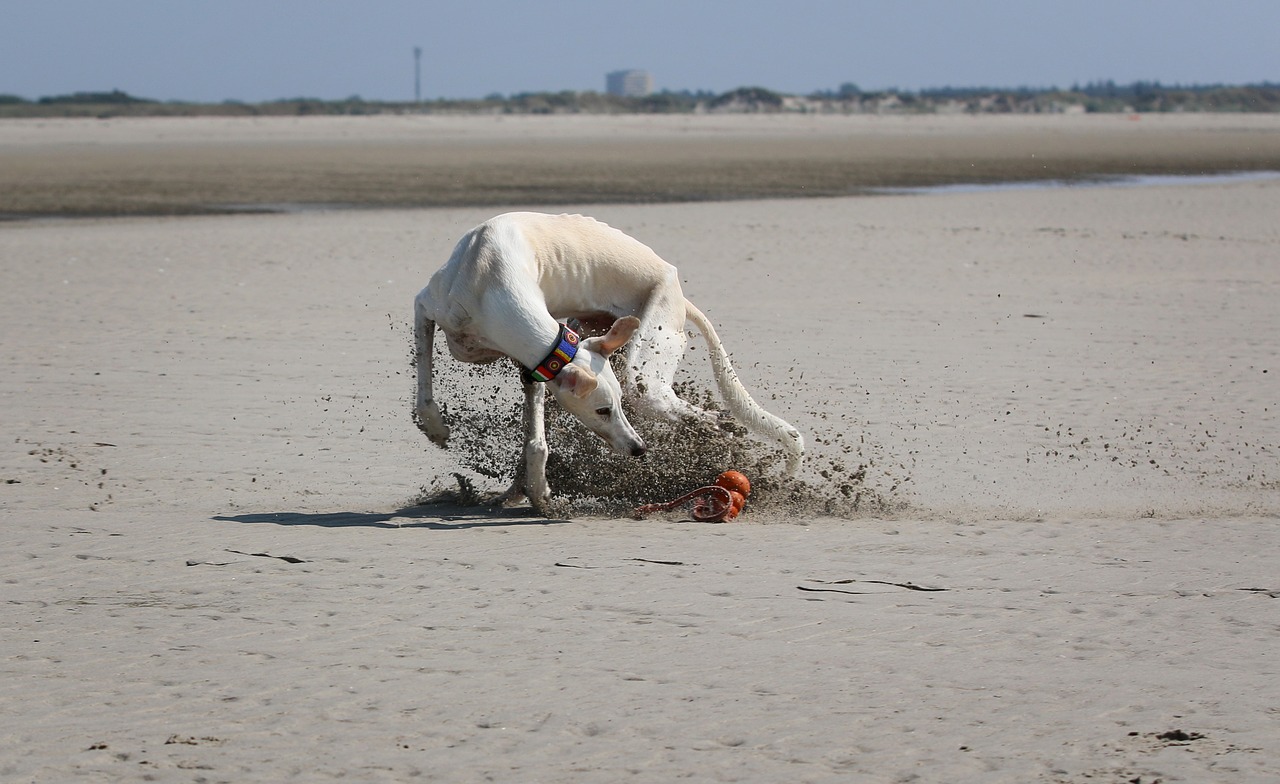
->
[4,0,1276,102]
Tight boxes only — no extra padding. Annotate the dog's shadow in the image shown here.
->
[212,502,571,531]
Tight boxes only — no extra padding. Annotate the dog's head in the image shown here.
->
[547,316,647,458]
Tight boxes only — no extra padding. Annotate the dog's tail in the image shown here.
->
[684,300,804,475]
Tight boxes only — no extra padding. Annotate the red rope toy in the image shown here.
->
[634,470,752,522]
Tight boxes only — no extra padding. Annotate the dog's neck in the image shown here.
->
[476,307,566,371]
[527,323,580,382]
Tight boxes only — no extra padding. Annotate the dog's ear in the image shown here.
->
[585,316,641,357]
[554,364,598,398]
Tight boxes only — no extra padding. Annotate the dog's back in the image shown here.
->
[422,212,675,325]
[509,213,679,319]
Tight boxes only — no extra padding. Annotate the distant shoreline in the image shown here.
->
[3,113,1280,220]
[4,80,1279,118]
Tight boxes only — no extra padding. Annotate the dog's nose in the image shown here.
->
[630,443,647,458]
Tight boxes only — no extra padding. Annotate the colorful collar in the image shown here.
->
[528,323,580,383]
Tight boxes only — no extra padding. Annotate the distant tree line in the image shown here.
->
[3,81,1279,117]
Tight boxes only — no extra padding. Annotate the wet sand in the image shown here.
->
[3,113,1280,217]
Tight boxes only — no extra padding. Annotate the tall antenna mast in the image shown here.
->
[413,46,422,103]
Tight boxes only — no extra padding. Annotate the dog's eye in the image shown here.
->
[594,407,612,418]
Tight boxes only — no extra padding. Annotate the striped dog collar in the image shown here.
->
[528,323,580,383]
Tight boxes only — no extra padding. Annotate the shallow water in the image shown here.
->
[873,169,1280,195]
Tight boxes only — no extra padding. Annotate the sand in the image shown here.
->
[1,115,1278,782]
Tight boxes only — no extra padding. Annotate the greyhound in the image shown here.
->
[414,212,803,512]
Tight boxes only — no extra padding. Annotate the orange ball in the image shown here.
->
[715,470,751,498]
[726,490,746,519]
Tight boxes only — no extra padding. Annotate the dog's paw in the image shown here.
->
[491,486,525,507]
[416,421,450,448]
[493,482,550,516]
[414,403,450,448]
[527,484,551,515]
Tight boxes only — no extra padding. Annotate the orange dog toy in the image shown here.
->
[635,470,753,522]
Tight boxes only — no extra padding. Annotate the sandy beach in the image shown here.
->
[2,115,1278,781]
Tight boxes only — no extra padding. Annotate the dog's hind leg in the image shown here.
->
[626,286,716,424]
[413,297,449,447]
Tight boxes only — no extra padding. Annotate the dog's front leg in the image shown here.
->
[500,374,552,513]
[413,304,449,447]
[521,375,552,513]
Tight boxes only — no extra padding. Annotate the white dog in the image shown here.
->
[414,212,803,512]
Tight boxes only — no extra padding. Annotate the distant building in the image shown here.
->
[606,70,653,97]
